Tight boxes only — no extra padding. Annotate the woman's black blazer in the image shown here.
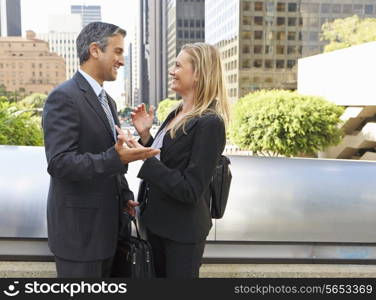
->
[138,109,226,243]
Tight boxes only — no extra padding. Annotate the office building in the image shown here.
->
[0,0,21,36]
[206,0,376,102]
[0,31,66,94]
[167,0,205,98]
[37,14,81,80]
[71,5,101,28]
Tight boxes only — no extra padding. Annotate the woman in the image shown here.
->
[122,43,230,278]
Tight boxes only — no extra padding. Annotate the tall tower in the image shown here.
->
[0,0,21,36]
[71,5,102,28]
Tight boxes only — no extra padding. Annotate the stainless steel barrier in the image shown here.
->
[1,145,376,261]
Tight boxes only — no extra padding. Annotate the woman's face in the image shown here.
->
[169,50,196,95]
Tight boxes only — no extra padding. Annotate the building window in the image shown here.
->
[184,20,188,27]
[308,18,319,27]
[321,3,330,13]
[190,31,195,38]
[287,46,296,54]
[287,60,296,68]
[288,3,297,12]
[266,2,275,12]
[196,31,201,39]
[243,45,250,54]
[277,2,285,12]
[178,19,182,27]
[353,4,363,14]
[276,45,284,54]
[265,45,272,54]
[309,32,318,41]
[288,32,296,40]
[243,31,251,39]
[342,4,352,14]
[242,59,251,68]
[196,20,201,27]
[288,17,296,26]
[276,60,285,68]
[255,2,263,11]
[277,31,285,40]
[277,17,285,26]
[243,2,251,10]
[243,16,251,25]
[178,30,183,38]
[253,59,262,68]
[254,31,263,40]
[184,30,189,38]
[254,45,262,54]
[365,5,374,14]
[265,59,273,68]
[265,77,273,83]
[254,16,263,26]
[332,4,341,14]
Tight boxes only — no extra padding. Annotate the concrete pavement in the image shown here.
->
[2,262,376,278]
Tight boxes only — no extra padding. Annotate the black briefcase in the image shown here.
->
[111,213,155,278]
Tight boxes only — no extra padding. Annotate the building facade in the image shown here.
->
[0,0,21,36]
[167,0,205,99]
[0,31,66,94]
[37,31,79,80]
[124,44,132,107]
[149,0,168,107]
[71,5,102,28]
[206,0,376,102]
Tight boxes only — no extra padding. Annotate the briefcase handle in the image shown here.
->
[123,211,141,239]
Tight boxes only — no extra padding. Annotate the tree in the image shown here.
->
[321,15,376,52]
[229,90,344,157]
[156,99,181,122]
[18,93,47,116]
[0,100,43,146]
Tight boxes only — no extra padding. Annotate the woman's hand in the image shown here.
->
[131,103,154,144]
[116,125,144,149]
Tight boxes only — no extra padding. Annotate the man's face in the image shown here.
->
[97,34,124,82]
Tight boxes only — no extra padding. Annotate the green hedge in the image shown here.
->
[229,90,344,156]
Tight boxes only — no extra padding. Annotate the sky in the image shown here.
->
[20,0,139,102]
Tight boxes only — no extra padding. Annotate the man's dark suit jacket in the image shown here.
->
[42,72,133,262]
[138,108,226,243]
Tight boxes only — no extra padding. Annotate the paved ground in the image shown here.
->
[2,262,376,278]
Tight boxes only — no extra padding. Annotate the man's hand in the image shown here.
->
[124,200,139,217]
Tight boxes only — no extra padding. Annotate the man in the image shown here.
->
[42,22,159,278]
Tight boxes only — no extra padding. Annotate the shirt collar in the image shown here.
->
[78,69,103,97]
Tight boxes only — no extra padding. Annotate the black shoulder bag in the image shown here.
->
[209,155,232,219]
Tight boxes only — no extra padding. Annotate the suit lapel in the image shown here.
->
[162,117,199,157]
[73,72,116,141]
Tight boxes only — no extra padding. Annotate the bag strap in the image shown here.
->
[130,214,141,239]
[123,211,141,239]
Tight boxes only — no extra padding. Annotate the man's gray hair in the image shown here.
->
[76,22,126,65]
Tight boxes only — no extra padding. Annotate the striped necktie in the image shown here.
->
[98,89,117,141]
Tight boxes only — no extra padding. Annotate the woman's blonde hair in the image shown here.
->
[169,42,230,138]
